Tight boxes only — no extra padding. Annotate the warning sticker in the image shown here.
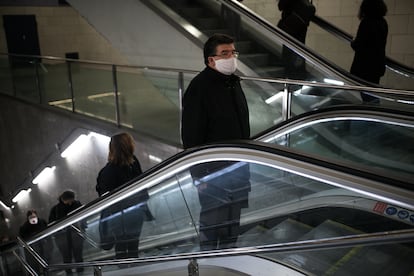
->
[373,202,414,225]
[373,202,388,213]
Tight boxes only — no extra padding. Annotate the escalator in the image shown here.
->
[256,105,414,182]
[4,141,413,275]
[144,0,414,91]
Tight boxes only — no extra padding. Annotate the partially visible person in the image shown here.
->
[0,210,11,244]
[277,0,316,79]
[19,209,49,274]
[350,0,388,103]
[49,190,84,274]
[181,33,251,250]
[97,132,152,259]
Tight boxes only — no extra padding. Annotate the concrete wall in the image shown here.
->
[0,94,179,236]
[0,5,127,63]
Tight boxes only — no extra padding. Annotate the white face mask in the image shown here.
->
[29,217,38,225]
[214,57,237,75]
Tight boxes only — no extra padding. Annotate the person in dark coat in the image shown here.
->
[19,209,49,274]
[49,190,83,274]
[350,0,388,103]
[19,209,48,240]
[96,132,151,259]
[181,33,251,250]
[96,133,142,196]
[277,0,316,79]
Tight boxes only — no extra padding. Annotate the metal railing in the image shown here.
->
[1,53,413,147]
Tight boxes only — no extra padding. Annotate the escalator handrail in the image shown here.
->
[311,15,414,77]
[252,104,414,140]
[16,228,414,273]
[15,141,414,248]
[219,0,380,87]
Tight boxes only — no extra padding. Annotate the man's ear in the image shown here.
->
[208,57,215,66]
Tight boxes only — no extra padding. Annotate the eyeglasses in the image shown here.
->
[211,50,239,58]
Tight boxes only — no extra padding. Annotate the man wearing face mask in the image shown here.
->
[19,210,49,273]
[182,33,251,250]
[19,209,48,240]
[182,33,249,148]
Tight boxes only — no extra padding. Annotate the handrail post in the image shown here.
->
[112,64,121,127]
[178,71,184,144]
[94,266,102,276]
[66,61,75,112]
[34,60,42,104]
[282,82,292,121]
[188,258,199,276]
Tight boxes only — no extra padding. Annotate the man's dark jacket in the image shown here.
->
[181,66,250,149]
[49,199,82,223]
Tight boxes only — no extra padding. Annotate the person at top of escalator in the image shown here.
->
[277,0,316,79]
[182,33,251,250]
[350,0,388,104]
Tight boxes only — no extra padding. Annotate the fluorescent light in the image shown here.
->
[323,78,344,86]
[32,166,56,185]
[12,188,32,203]
[149,154,162,163]
[0,201,9,209]
[60,134,88,158]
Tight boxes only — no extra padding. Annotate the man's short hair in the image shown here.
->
[203,33,235,65]
[60,190,75,201]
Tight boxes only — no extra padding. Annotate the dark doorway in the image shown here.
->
[3,15,41,66]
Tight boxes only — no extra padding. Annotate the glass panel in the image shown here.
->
[241,79,284,135]
[7,57,40,103]
[0,56,14,96]
[267,118,414,180]
[70,63,116,123]
[117,67,182,144]
[35,176,198,268]
[0,248,27,275]
[181,160,413,252]
[40,61,72,111]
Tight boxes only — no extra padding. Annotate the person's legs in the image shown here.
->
[126,238,139,258]
[70,233,84,272]
[55,233,72,274]
[115,241,128,259]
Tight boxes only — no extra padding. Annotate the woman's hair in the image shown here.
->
[359,0,387,19]
[108,132,135,166]
[26,209,37,218]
